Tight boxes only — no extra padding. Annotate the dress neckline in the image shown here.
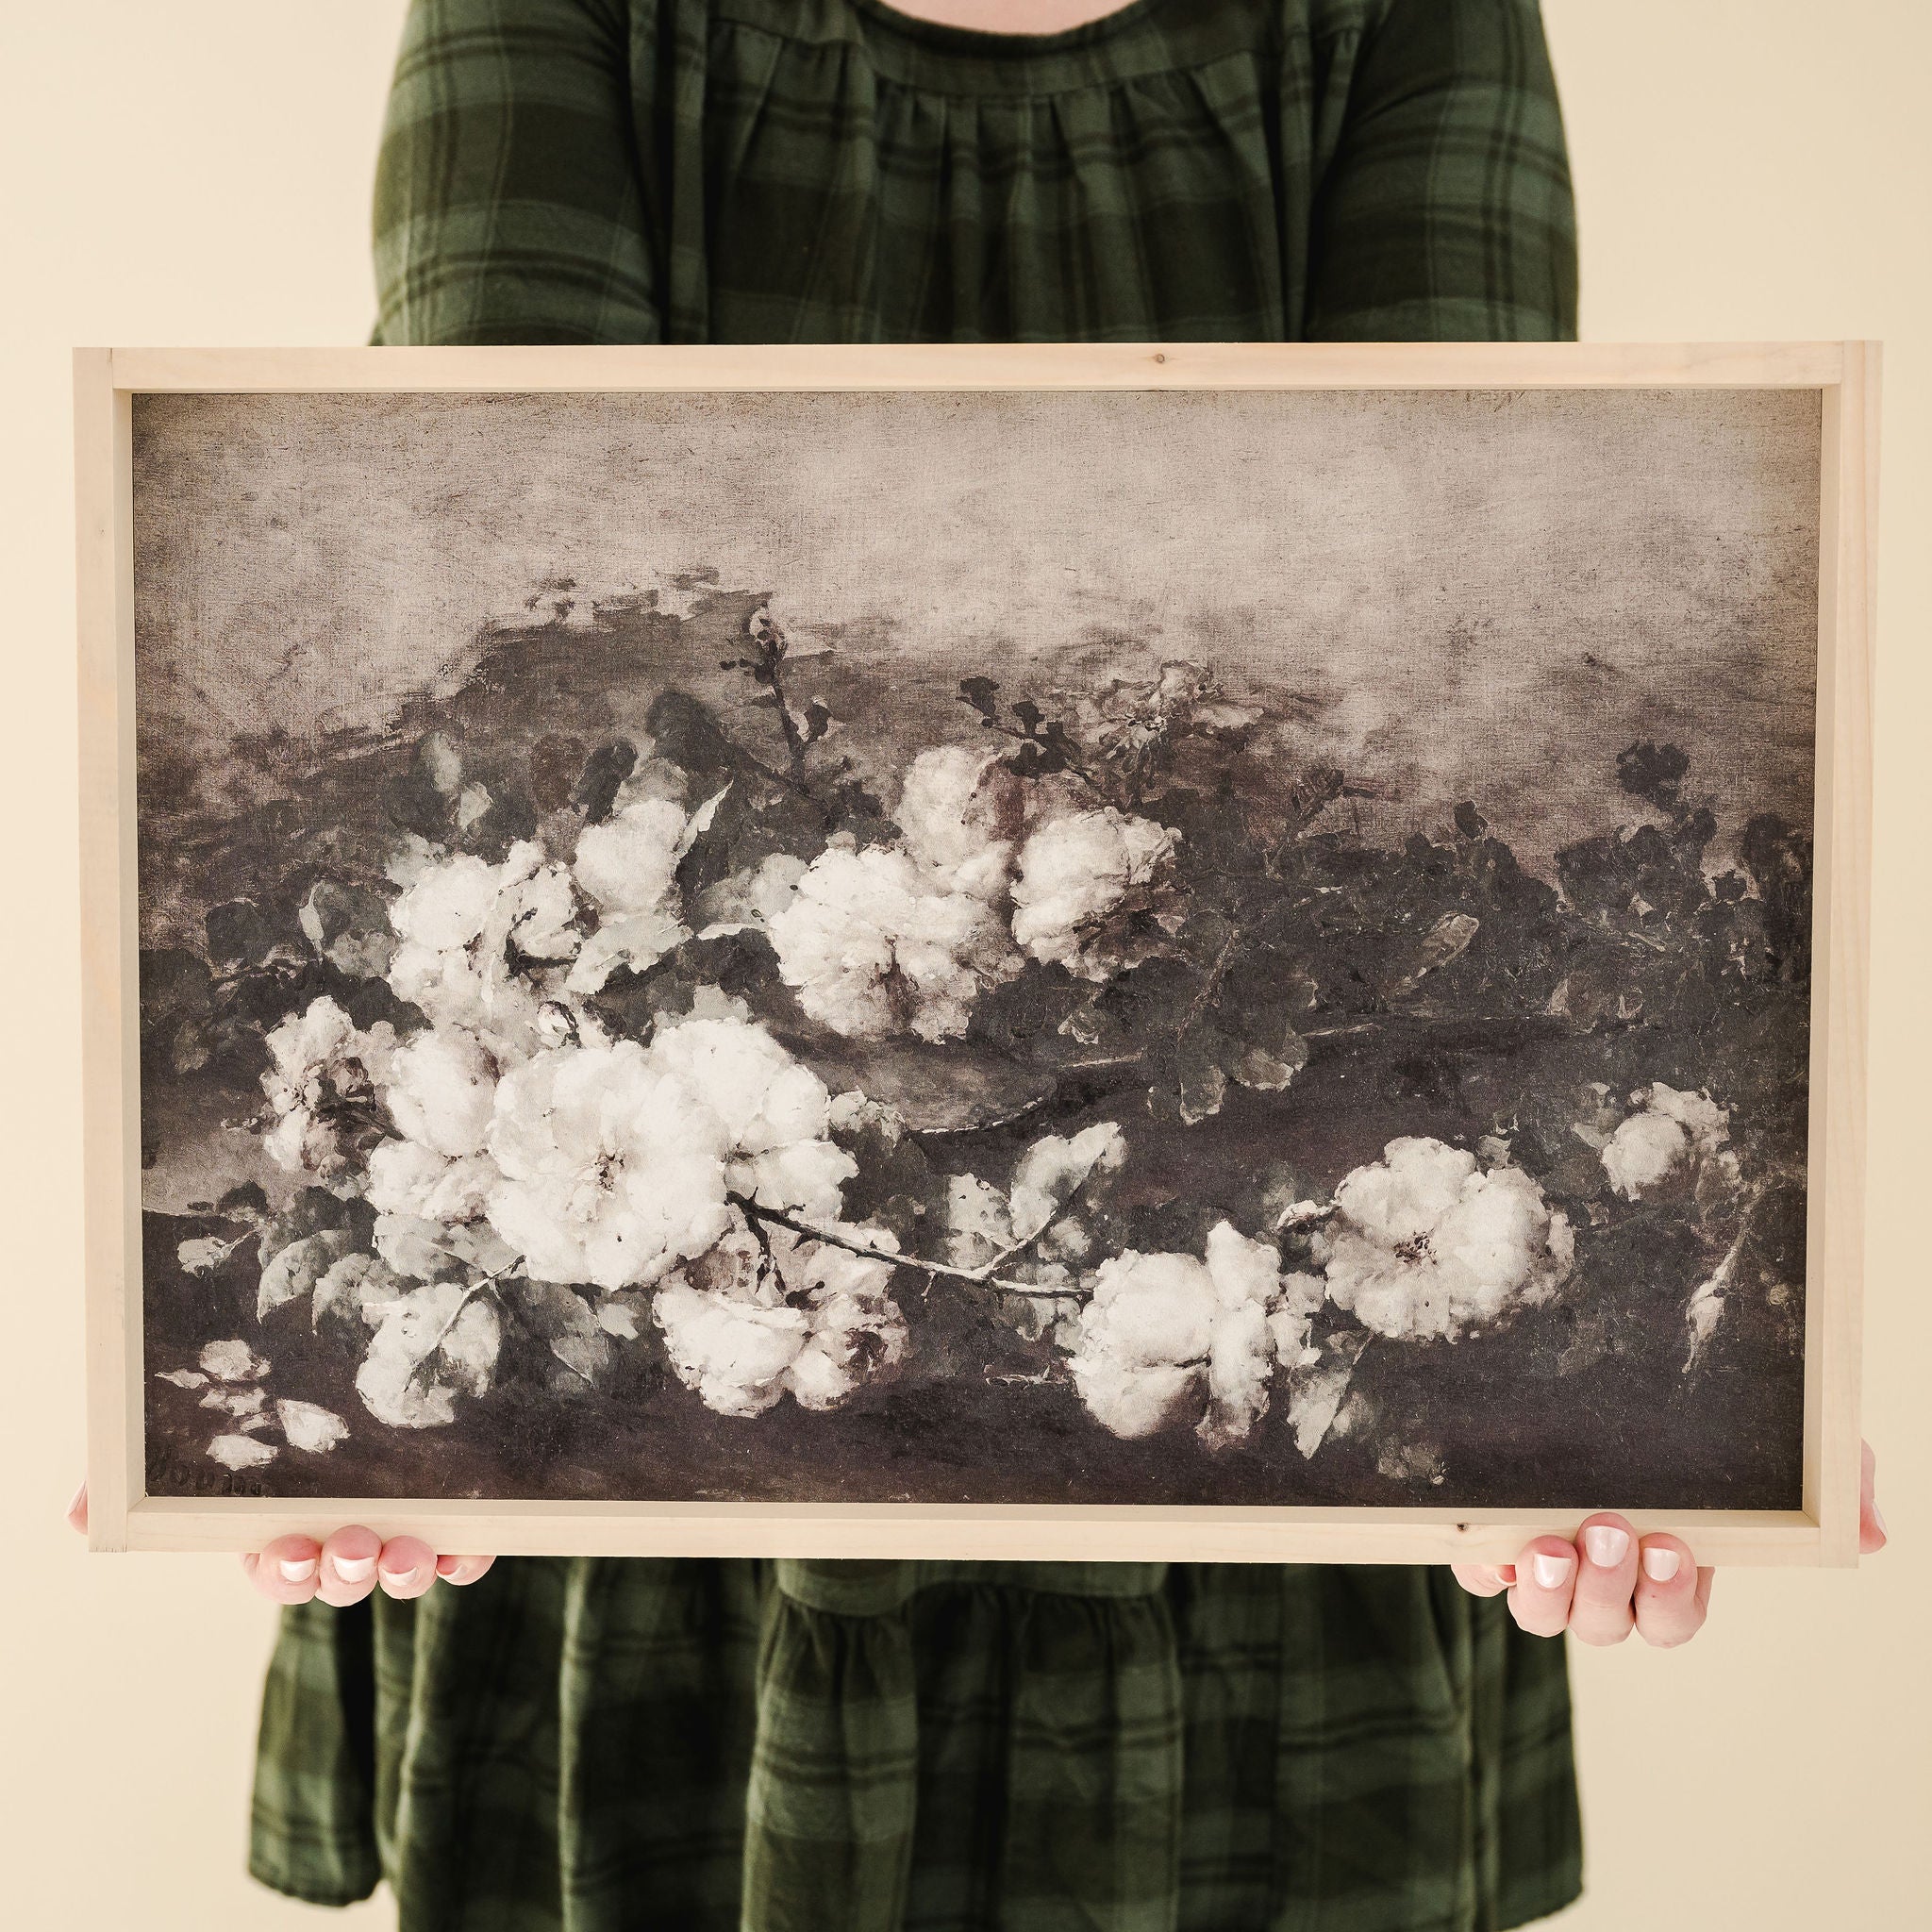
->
[843,0,1161,58]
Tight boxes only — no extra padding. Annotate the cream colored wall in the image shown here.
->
[0,4,1923,1925]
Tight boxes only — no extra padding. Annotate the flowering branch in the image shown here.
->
[727,1193,1090,1301]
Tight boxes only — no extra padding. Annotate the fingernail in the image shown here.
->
[278,1557,317,1583]
[1531,1552,1574,1590]
[379,1563,419,1587]
[1872,1502,1888,1540]
[67,1479,88,1517]
[436,1554,462,1577]
[1642,1546,1681,1582]
[332,1555,375,1583]
[1582,1525,1630,1569]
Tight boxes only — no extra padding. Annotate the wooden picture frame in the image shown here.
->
[77,341,1877,1565]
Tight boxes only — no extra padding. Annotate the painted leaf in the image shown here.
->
[207,1433,277,1471]
[154,1368,208,1391]
[673,781,733,861]
[809,1037,1054,1135]
[201,1383,268,1420]
[356,1282,502,1429]
[258,1228,358,1320]
[507,1278,615,1385]
[199,1339,269,1382]
[1227,1029,1308,1093]
[372,1212,462,1283]
[313,1250,404,1338]
[1284,1331,1369,1460]
[1008,1123,1126,1242]
[442,1221,521,1278]
[1175,1032,1230,1125]
[176,1234,239,1276]
[276,1399,350,1454]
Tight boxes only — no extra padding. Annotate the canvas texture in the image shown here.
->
[250,0,1588,1926]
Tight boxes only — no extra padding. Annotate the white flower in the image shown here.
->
[390,852,500,954]
[652,1215,906,1417]
[573,795,686,910]
[655,1282,809,1418]
[1066,1221,1301,1445]
[365,1139,499,1224]
[567,797,691,992]
[388,841,580,1054]
[382,1027,497,1158]
[1317,1137,1574,1341]
[259,997,395,1182]
[645,1014,857,1220]
[1010,808,1177,978]
[484,1039,733,1291]
[767,843,1019,1042]
[894,745,1025,898]
[1601,1083,1735,1200]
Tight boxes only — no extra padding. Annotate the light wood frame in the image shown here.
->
[76,341,1878,1564]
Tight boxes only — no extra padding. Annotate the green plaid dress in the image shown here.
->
[252,3,1584,1926]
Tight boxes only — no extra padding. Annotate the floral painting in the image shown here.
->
[131,384,1819,1508]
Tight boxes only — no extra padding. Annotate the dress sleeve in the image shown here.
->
[1304,0,1577,342]
[372,0,661,345]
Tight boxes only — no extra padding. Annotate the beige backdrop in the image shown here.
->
[1,4,1924,1924]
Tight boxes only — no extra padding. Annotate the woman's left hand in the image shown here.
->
[1451,1440,1887,1645]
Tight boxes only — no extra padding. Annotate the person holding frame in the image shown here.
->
[69,2,1889,1926]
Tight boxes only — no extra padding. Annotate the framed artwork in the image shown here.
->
[76,342,1875,1563]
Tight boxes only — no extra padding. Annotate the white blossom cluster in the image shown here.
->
[758,745,1179,1041]
[225,703,1733,1474]
[1065,1222,1324,1447]
[1598,1082,1736,1200]
[244,763,923,1433]
[1314,1137,1574,1342]
[654,1213,908,1418]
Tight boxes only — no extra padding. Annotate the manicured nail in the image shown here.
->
[1582,1525,1630,1569]
[67,1480,88,1518]
[332,1555,375,1583]
[380,1562,420,1587]
[1872,1503,1888,1540]
[1530,1552,1574,1590]
[278,1557,317,1583]
[1642,1546,1681,1582]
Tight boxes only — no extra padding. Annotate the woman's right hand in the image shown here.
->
[66,1481,496,1604]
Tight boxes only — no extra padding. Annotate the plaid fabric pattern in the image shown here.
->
[370,0,1576,346]
[256,4,1583,1925]
[256,1562,1581,1929]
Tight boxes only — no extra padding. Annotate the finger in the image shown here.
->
[1450,1561,1514,1598]
[249,1535,323,1605]
[1568,1514,1640,1646]
[376,1536,439,1600]
[316,1526,383,1607]
[1507,1536,1577,1637]
[436,1554,496,1587]
[1632,1534,1708,1647]
[1859,1440,1887,1555]
[66,1479,90,1537]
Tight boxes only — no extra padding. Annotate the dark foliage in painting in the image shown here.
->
[140,594,1810,1507]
